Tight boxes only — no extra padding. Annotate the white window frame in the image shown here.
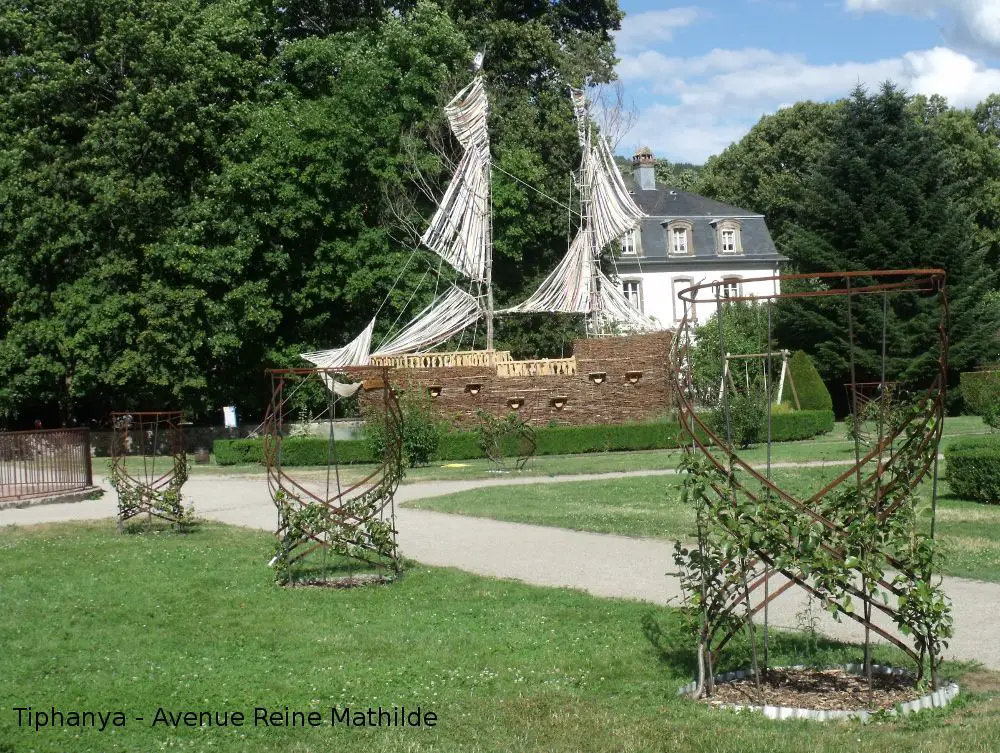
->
[721,277,742,300]
[672,227,687,255]
[672,277,693,323]
[666,220,693,256]
[622,279,643,312]
[715,219,743,256]
[721,228,736,254]
[620,228,639,256]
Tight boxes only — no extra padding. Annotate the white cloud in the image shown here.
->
[845,0,1000,56]
[615,8,704,54]
[617,45,1000,162]
[624,104,750,163]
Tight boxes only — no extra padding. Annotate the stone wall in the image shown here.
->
[379,331,673,428]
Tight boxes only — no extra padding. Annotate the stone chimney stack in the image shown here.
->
[632,146,656,190]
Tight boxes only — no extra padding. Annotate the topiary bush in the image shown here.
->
[961,370,1000,430]
[945,435,1000,504]
[782,350,833,411]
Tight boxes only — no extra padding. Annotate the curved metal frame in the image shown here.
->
[109,411,188,530]
[262,367,404,579]
[670,269,948,667]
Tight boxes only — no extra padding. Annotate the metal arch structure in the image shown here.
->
[262,366,404,583]
[108,411,189,530]
[670,269,949,682]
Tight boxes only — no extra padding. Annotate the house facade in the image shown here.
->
[614,148,785,328]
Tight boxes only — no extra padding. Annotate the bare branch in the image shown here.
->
[589,80,638,149]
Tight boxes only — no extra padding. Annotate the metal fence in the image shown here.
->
[0,428,93,502]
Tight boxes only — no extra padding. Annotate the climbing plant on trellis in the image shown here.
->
[670,270,953,699]
[474,407,536,472]
[108,411,191,531]
[262,367,404,585]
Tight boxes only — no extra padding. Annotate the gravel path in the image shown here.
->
[2,467,998,669]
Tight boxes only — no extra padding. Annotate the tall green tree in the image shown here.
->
[774,84,997,408]
[695,100,840,250]
[0,0,627,423]
[0,0,271,422]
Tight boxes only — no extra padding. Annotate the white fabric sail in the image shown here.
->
[501,231,592,314]
[500,87,649,330]
[420,76,491,282]
[587,136,644,252]
[373,286,482,357]
[301,317,374,368]
[596,271,659,331]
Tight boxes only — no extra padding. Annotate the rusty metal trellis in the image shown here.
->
[262,367,404,584]
[670,269,949,677]
[109,412,189,530]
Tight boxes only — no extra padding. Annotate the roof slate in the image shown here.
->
[621,177,785,263]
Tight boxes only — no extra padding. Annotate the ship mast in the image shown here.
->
[579,94,603,337]
[485,158,495,357]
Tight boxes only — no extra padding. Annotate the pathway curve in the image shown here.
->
[2,464,997,669]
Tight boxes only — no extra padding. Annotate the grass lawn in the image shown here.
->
[0,521,998,753]
[406,465,1000,584]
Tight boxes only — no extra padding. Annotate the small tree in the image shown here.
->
[711,392,765,449]
[689,302,773,407]
[365,388,442,468]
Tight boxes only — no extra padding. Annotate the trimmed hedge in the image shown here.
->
[782,350,833,412]
[212,439,264,466]
[945,435,1000,505]
[960,370,1000,415]
[213,409,834,466]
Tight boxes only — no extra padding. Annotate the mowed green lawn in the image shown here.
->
[0,521,999,753]
[406,464,1000,584]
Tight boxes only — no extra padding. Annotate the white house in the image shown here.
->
[614,148,785,328]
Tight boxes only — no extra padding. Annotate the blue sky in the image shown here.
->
[613,0,1000,162]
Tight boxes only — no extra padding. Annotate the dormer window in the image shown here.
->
[620,228,639,256]
[672,227,688,254]
[721,229,736,253]
[715,219,743,255]
[666,220,693,255]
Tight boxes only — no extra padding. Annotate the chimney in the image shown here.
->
[632,147,656,190]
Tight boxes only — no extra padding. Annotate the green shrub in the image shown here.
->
[984,403,1000,432]
[946,435,1000,504]
[782,351,833,412]
[770,409,834,440]
[711,392,766,448]
[212,439,264,466]
[364,389,442,468]
[211,410,834,466]
[213,437,375,466]
[960,370,1000,415]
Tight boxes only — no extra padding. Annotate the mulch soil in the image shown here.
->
[701,667,924,711]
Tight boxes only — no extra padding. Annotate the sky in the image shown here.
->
[613,0,1000,163]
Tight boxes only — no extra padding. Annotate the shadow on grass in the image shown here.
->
[121,518,200,535]
[640,606,940,682]
[279,548,403,588]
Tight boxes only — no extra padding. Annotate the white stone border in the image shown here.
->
[677,664,960,722]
